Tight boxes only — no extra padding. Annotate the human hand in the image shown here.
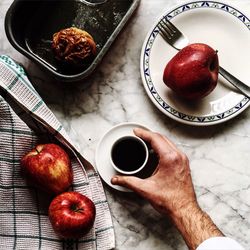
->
[111,127,197,217]
[111,128,223,249]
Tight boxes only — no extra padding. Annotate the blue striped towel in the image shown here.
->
[0,55,115,250]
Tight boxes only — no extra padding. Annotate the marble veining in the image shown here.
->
[1,0,250,249]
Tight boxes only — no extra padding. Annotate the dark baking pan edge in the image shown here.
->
[5,0,141,82]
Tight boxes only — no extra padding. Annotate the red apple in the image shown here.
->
[21,143,73,195]
[163,43,219,100]
[49,191,96,238]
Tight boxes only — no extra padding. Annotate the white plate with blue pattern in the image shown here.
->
[140,1,250,126]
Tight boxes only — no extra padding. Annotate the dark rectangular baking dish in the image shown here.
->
[5,0,140,82]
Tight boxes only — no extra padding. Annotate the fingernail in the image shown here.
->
[111,176,118,184]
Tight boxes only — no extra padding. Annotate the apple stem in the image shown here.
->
[35,147,40,154]
[71,204,84,213]
[75,208,84,213]
[215,50,218,54]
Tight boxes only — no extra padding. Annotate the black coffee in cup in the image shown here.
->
[111,136,148,173]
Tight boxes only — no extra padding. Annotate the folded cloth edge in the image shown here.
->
[0,55,115,250]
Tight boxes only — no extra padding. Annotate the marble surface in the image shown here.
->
[1,0,250,249]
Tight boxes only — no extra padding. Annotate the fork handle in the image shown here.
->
[219,66,250,98]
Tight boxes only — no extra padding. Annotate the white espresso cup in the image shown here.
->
[110,135,149,175]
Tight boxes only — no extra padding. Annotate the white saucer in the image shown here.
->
[95,122,151,192]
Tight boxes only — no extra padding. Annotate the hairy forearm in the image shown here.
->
[170,204,223,250]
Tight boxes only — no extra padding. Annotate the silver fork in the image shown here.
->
[158,18,250,98]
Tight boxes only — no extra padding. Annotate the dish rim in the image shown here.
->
[140,0,250,126]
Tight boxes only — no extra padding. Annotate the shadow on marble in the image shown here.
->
[145,96,249,140]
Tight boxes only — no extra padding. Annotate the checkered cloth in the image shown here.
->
[0,55,115,250]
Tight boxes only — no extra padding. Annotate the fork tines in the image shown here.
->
[158,17,176,40]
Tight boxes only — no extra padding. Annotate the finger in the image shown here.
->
[111,175,147,194]
[134,128,172,154]
[133,127,153,143]
[135,127,180,152]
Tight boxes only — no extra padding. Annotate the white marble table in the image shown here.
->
[1,0,250,249]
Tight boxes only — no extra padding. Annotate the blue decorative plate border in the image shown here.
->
[142,1,250,125]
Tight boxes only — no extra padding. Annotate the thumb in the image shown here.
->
[111,175,146,193]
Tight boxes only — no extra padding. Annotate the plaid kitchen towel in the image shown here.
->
[0,55,115,250]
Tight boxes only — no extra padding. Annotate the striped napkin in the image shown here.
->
[0,55,115,250]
